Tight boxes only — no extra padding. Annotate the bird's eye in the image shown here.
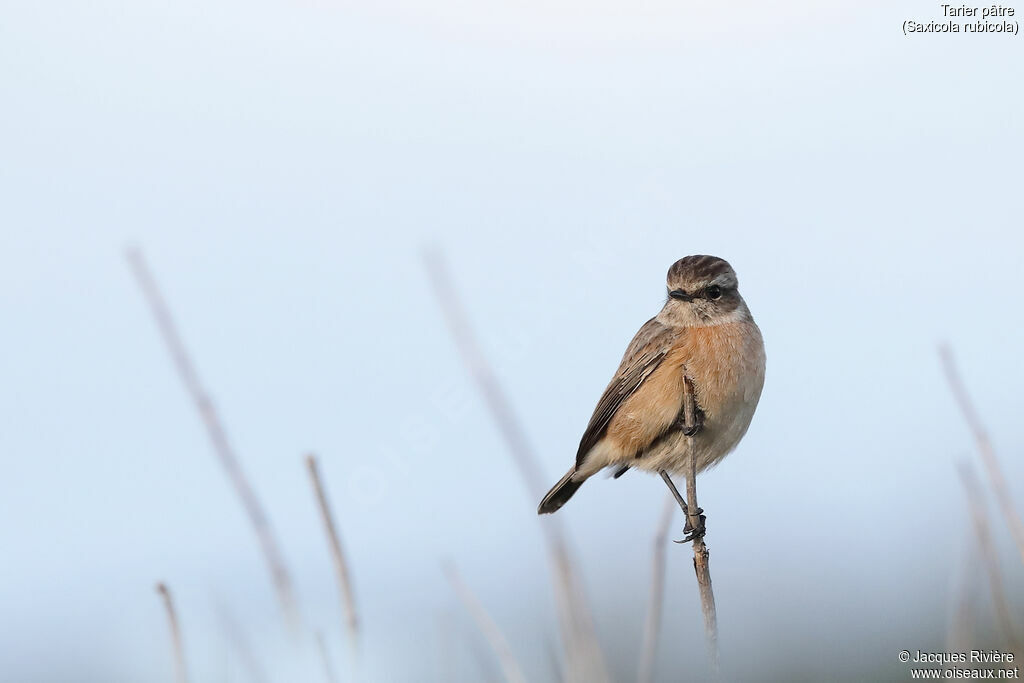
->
[706,285,722,300]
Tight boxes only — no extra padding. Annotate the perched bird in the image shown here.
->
[538,255,765,522]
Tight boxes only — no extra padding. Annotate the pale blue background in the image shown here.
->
[2,0,1022,681]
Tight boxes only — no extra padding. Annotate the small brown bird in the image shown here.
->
[538,255,765,517]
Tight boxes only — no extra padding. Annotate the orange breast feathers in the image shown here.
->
[603,323,758,457]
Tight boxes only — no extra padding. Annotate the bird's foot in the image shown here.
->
[673,510,706,543]
[675,405,706,436]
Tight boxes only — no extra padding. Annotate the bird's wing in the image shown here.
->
[575,318,678,469]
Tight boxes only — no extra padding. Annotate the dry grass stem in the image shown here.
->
[423,249,610,683]
[305,453,360,657]
[684,378,724,671]
[940,345,1024,567]
[156,582,190,683]
[637,495,676,683]
[958,463,1021,649]
[445,564,528,683]
[127,249,299,626]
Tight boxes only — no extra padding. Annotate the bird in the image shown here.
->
[537,255,765,531]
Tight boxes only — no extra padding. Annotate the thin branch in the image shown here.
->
[305,453,360,658]
[637,495,676,683]
[156,582,190,683]
[940,345,1024,567]
[126,248,298,627]
[957,462,1021,650]
[686,377,720,672]
[662,377,719,675]
[445,564,528,683]
[423,249,610,683]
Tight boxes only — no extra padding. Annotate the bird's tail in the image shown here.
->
[538,468,586,514]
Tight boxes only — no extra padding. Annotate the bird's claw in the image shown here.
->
[675,405,706,436]
[673,512,707,544]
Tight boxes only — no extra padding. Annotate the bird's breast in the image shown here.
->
[603,321,764,457]
[682,321,765,423]
[618,321,764,475]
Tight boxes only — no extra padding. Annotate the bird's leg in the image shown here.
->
[659,470,705,542]
[659,470,687,514]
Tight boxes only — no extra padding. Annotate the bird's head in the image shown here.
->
[661,255,747,326]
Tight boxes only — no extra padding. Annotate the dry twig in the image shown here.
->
[637,495,676,683]
[156,582,190,683]
[305,453,360,657]
[127,249,298,626]
[686,473,719,671]
[445,564,528,683]
[423,249,609,683]
[940,346,1024,567]
[660,376,719,674]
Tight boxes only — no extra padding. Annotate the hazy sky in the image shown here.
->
[2,1,1022,681]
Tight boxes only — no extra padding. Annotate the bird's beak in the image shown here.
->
[669,289,693,302]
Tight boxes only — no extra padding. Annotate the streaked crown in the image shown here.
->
[666,255,738,292]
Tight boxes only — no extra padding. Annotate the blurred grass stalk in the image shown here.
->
[957,462,1021,650]
[316,631,340,683]
[423,249,611,683]
[445,563,528,683]
[637,496,675,683]
[940,345,1024,567]
[127,248,299,628]
[945,535,980,675]
[156,582,190,683]
[216,604,271,683]
[305,453,360,662]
